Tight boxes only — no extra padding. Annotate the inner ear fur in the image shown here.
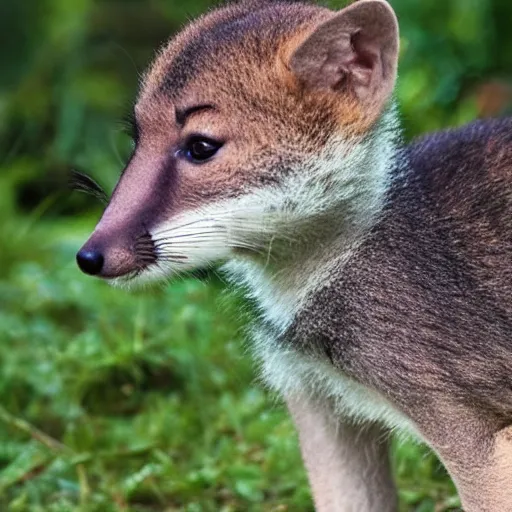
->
[289,0,399,117]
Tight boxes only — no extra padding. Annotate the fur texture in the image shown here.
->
[76,1,512,510]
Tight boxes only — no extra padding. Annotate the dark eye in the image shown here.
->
[182,136,223,163]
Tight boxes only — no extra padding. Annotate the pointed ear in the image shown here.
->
[289,0,399,114]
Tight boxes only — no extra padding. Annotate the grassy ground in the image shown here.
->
[0,180,461,511]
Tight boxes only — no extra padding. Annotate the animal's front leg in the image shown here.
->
[421,418,512,512]
[286,394,397,512]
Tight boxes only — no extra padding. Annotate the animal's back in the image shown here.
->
[406,117,512,316]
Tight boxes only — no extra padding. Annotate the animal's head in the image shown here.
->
[76,0,399,285]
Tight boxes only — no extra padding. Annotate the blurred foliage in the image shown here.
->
[0,0,510,510]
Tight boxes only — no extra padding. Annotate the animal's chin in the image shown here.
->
[104,272,149,290]
[104,261,218,289]
[101,264,165,289]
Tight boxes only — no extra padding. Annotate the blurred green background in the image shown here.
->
[0,0,511,510]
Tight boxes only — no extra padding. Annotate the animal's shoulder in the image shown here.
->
[407,117,512,197]
[400,117,512,313]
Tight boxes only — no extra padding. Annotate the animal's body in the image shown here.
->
[76,1,512,510]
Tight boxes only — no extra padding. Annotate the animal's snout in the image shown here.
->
[76,226,157,279]
[76,249,104,276]
[75,141,176,280]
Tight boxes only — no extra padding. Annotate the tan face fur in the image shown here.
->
[77,0,399,284]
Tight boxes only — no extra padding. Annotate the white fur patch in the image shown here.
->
[253,332,417,435]
[223,109,415,434]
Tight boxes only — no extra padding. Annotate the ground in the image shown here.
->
[0,201,459,511]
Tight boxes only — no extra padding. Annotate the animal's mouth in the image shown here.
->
[76,230,161,281]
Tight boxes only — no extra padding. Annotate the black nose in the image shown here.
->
[76,250,104,276]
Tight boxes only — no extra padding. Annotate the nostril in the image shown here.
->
[76,250,104,276]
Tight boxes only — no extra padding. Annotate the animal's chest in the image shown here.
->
[225,258,416,434]
[254,327,416,434]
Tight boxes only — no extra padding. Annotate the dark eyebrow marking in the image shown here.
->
[175,104,216,127]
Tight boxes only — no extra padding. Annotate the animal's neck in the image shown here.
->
[224,106,402,334]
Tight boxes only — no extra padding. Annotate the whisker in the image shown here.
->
[135,248,156,256]
[157,255,188,260]
[152,230,226,244]
[70,169,109,204]
[136,252,156,258]
[150,208,271,237]
[136,255,157,262]
[151,209,283,239]
[151,217,223,237]
[157,240,265,255]
[232,242,266,253]
[154,228,285,244]
[155,238,227,249]
[157,256,189,263]
[157,245,224,252]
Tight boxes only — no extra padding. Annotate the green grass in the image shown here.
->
[0,199,459,511]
